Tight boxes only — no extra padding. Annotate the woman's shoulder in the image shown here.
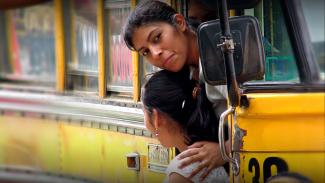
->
[165,154,199,182]
[166,154,196,178]
[165,153,229,183]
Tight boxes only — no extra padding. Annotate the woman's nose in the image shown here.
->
[150,45,162,59]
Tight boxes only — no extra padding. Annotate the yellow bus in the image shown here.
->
[197,0,324,182]
[0,0,324,183]
[0,0,185,182]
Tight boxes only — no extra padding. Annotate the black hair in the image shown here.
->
[123,0,177,50]
[188,0,219,29]
[142,67,219,145]
[266,172,312,183]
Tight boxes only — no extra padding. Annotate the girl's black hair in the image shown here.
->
[266,172,312,183]
[123,0,177,50]
[142,67,219,145]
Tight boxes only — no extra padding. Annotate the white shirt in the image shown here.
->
[190,64,228,117]
[164,153,229,183]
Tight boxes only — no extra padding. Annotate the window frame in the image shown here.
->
[104,0,137,98]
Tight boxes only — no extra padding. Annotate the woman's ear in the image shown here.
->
[152,108,160,129]
[173,13,187,32]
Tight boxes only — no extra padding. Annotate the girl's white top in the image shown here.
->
[164,153,229,183]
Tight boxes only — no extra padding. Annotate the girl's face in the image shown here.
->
[143,108,178,148]
[143,108,156,136]
[132,21,189,72]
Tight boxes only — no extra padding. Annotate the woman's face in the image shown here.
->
[132,22,189,72]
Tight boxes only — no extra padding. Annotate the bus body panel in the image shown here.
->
[0,114,166,183]
[0,115,61,172]
[235,152,324,183]
[231,92,325,182]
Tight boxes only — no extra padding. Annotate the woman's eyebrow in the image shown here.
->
[136,28,159,52]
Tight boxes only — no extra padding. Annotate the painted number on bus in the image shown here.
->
[248,157,288,183]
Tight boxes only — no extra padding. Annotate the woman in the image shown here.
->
[123,0,230,179]
[142,68,228,183]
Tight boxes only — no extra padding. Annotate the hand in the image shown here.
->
[177,141,228,181]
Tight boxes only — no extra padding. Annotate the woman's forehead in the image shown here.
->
[132,22,173,49]
[132,26,156,49]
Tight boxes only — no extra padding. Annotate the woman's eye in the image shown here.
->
[141,50,149,56]
[153,33,161,42]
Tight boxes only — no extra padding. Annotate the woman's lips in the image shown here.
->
[162,54,174,68]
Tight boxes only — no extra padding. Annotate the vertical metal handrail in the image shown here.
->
[218,107,239,175]
[217,0,241,108]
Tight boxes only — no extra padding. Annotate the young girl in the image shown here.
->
[123,0,230,179]
[142,68,228,183]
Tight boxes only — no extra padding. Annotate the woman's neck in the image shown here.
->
[186,30,200,67]
[175,141,188,152]
[173,133,189,152]
[167,117,190,152]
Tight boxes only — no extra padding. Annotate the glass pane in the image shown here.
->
[68,0,98,92]
[1,2,55,85]
[246,0,299,82]
[300,0,325,81]
[0,12,10,74]
[105,0,133,92]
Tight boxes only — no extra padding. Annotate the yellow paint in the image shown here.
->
[0,114,166,182]
[131,0,139,102]
[0,115,60,173]
[237,93,325,115]
[102,130,163,182]
[60,124,165,182]
[234,152,325,183]
[60,124,103,180]
[231,92,325,183]
[235,93,325,151]
[54,0,66,92]
[98,0,106,98]
[131,0,137,8]
[230,10,235,16]
[132,51,139,102]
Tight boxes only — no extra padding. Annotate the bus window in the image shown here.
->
[67,0,98,92]
[142,59,160,76]
[105,0,133,93]
[0,2,55,86]
[244,0,300,82]
[300,0,325,81]
[0,12,9,74]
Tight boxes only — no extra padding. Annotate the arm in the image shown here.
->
[177,140,231,180]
